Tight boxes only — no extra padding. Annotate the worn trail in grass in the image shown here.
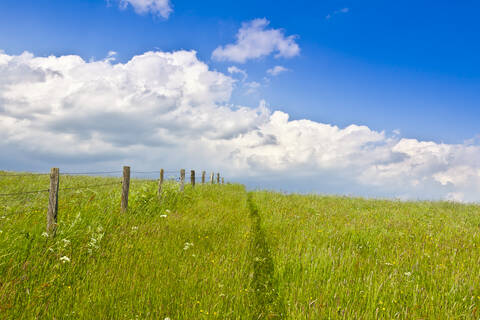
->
[246,192,285,319]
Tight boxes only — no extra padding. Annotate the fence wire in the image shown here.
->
[0,173,49,177]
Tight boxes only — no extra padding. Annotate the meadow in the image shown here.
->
[1,172,480,319]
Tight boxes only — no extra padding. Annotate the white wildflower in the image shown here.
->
[404,272,412,277]
[132,226,138,231]
[160,215,167,218]
[60,256,71,263]
[165,209,171,213]
[183,242,194,250]
[164,318,171,320]
[41,232,49,238]
[62,239,70,247]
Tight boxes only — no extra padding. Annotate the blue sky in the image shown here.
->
[1,0,479,143]
[1,0,480,201]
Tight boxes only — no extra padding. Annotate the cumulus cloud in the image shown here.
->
[267,65,288,76]
[117,0,172,18]
[212,18,300,63]
[1,50,480,202]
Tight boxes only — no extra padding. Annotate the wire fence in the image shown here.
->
[0,167,226,232]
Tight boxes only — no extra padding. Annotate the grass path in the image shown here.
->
[247,192,285,319]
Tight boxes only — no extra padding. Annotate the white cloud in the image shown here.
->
[326,7,349,19]
[105,51,118,63]
[117,0,172,18]
[212,18,300,63]
[227,66,247,81]
[267,65,288,76]
[244,81,261,95]
[1,50,480,202]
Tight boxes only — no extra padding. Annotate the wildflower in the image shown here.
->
[164,318,171,320]
[183,242,194,250]
[160,215,167,218]
[62,239,70,247]
[165,209,171,213]
[60,256,70,263]
[42,232,49,238]
[132,226,138,231]
[404,272,412,277]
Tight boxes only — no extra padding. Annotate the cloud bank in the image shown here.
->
[1,50,480,201]
[212,18,300,63]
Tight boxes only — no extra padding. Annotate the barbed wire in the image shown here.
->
[62,171,123,175]
[0,189,50,197]
[59,182,122,191]
[0,172,49,177]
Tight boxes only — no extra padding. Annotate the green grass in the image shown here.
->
[1,172,480,319]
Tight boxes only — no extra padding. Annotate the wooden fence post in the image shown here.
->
[158,168,164,198]
[210,172,214,184]
[180,169,185,192]
[217,173,220,184]
[121,166,130,212]
[202,171,206,184]
[47,167,59,233]
[191,170,195,187]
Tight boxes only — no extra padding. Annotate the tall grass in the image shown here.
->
[251,192,480,319]
[1,173,480,319]
[0,174,254,319]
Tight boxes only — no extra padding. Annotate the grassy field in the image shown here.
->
[1,172,480,319]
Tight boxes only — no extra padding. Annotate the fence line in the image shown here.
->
[0,167,226,233]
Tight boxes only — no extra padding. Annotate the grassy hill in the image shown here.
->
[1,172,480,319]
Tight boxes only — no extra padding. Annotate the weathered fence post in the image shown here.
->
[47,167,59,233]
[202,171,206,184]
[191,170,195,187]
[210,172,214,184]
[217,173,220,184]
[222,177,224,184]
[180,169,185,192]
[158,168,164,198]
[121,166,130,212]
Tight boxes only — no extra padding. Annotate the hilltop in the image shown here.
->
[1,173,479,319]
